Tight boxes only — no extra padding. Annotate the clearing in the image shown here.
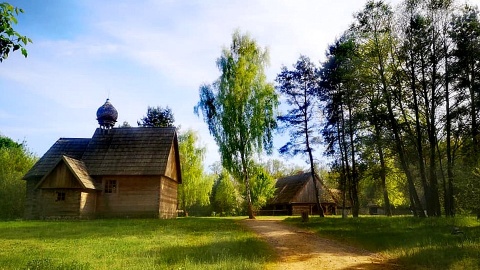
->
[240,219,402,270]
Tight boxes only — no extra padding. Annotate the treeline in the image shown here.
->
[315,0,480,217]
[0,136,37,219]
[177,129,303,216]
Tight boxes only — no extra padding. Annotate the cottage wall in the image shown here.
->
[164,144,179,182]
[159,176,178,219]
[80,190,97,218]
[24,178,41,219]
[40,189,81,218]
[39,162,82,189]
[96,175,161,218]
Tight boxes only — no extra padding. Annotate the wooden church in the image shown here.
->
[23,99,182,219]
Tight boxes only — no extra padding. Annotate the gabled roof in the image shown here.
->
[270,172,337,205]
[35,156,101,190]
[82,127,178,176]
[62,156,101,190]
[24,127,181,181]
[271,172,310,204]
[24,138,90,180]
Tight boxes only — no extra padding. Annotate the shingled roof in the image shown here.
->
[24,127,180,180]
[35,156,101,190]
[24,138,90,180]
[270,172,337,204]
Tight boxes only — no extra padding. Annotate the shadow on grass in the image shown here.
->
[0,218,244,241]
[149,237,274,267]
[284,216,480,270]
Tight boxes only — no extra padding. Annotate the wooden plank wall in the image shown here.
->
[24,178,41,219]
[96,176,160,218]
[164,144,179,182]
[292,205,312,215]
[159,176,178,219]
[80,191,97,218]
[39,162,82,189]
[40,189,80,218]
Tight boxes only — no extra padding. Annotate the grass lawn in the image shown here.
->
[0,218,275,270]
[285,215,480,270]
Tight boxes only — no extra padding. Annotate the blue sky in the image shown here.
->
[1,0,402,168]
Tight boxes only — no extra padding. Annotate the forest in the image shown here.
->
[315,0,480,218]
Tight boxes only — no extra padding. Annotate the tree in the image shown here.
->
[319,36,364,217]
[0,135,36,219]
[0,2,31,62]
[262,159,306,179]
[276,55,325,217]
[195,30,278,219]
[248,162,276,211]
[177,129,213,216]
[210,170,242,216]
[137,106,175,127]
[118,121,131,128]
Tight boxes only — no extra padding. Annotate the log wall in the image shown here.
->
[80,190,97,218]
[96,176,161,218]
[40,189,80,218]
[159,176,178,219]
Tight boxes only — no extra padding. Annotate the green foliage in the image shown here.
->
[0,135,36,219]
[195,30,278,218]
[137,106,175,127]
[0,218,274,269]
[177,129,213,216]
[210,171,243,216]
[286,216,480,269]
[118,121,131,128]
[0,2,32,61]
[248,163,275,210]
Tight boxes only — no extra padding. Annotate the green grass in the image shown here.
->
[285,215,480,270]
[0,218,275,270]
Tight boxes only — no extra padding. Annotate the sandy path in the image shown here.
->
[240,219,401,270]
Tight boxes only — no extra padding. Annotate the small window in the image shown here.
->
[105,180,117,194]
[56,192,66,201]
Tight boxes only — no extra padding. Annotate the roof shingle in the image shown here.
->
[23,127,179,180]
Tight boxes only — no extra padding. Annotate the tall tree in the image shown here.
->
[276,55,325,217]
[137,106,175,127]
[353,0,426,216]
[320,36,363,217]
[449,4,480,216]
[195,30,278,219]
[0,2,31,62]
[177,129,213,216]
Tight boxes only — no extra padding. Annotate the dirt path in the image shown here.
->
[240,219,401,270]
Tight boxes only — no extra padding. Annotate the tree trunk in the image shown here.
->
[445,39,454,216]
[307,141,324,217]
[374,121,392,216]
[347,103,359,218]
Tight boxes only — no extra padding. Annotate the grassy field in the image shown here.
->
[285,215,480,270]
[0,218,275,270]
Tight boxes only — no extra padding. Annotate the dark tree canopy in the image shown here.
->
[0,3,31,62]
[137,106,175,127]
[276,55,325,217]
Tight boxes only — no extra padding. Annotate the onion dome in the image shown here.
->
[96,99,118,129]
